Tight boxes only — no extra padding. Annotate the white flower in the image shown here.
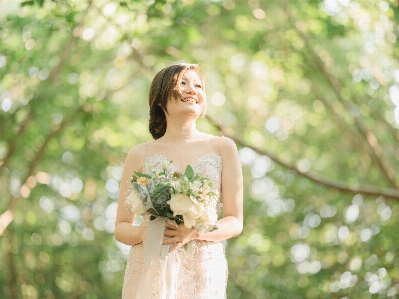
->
[182,213,197,228]
[125,190,147,214]
[170,180,181,193]
[188,202,205,219]
[189,180,202,196]
[202,184,211,193]
[189,195,199,205]
[168,193,193,216]
[200,205,218,224]
[162,160,168,171]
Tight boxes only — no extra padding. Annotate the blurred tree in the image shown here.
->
[0,0,398,298]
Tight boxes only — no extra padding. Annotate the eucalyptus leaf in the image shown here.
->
[133,171,151,179]
[184,165,194,180]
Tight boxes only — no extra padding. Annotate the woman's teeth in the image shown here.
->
[182,98,196,104]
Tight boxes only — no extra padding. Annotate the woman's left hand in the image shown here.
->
[163,222,199,252]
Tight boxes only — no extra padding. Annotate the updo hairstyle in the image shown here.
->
[148,63,206,140]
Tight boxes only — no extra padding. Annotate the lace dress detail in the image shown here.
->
[121,153,227,299]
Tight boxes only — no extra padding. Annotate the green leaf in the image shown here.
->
[21,0,34,6]
[36,0,45,6]
[175,215,184,225]
[209,225,218,232]
[184,165,194,180]
[133,171,151,179]
[148,208,158,217]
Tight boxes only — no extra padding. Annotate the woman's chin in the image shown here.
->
[178,105,202,116]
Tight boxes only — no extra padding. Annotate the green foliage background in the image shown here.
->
[1,0,399,298]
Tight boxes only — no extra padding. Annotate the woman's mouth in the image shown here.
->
[181,97,197,104]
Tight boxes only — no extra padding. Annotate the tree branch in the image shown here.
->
[91,3,155,77]
[312,85,364,145]
[0,109,34,173]
[281,0,397,189]
[47,0,93,83]
[6,232,17,299]
[1,0,92,176]
[206,116,399,201]
[312,83,378,173]
[0,109,84,235]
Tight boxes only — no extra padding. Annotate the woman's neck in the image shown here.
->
[162,119,201,140]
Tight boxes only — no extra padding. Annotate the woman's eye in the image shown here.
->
[180,81,186,85]
[196,84,202,88]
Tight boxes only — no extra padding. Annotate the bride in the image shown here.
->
[114,63,243,299]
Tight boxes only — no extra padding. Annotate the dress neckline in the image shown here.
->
[144,152,222,173]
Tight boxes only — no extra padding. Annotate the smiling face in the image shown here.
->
[148,64,207,138]
[166,69,207,118]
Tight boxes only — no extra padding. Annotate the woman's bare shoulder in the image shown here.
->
[125,143,150,166]
[127,143,146,157]
[209,135,236,148]
[207,135,238,157]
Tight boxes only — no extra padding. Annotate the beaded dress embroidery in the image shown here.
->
[121,153,228,299]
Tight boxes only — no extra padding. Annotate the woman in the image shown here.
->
[114,63,243,299]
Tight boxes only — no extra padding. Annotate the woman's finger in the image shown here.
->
[163,229,177,237]
[162,237,174,244]
[165,222,177,229]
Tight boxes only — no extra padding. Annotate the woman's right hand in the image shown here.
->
[162,222,199,252]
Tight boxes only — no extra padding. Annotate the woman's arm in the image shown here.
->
[198,136,243,240]
[165,137,243,251]
[114,144,147,246]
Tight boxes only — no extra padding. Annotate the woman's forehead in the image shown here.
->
[181,69,201,81]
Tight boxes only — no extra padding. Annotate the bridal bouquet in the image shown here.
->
[125,160,219,233]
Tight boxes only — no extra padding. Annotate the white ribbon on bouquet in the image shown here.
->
[136,218,181,299]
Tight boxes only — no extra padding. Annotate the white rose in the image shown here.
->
[168,193,193,216]
[125,191,147,214]
[188,202,205,219]
[182,213,197,229]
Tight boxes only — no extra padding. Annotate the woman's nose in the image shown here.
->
[185,83,196,94]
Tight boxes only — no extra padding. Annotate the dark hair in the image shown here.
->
[148,63,205,139]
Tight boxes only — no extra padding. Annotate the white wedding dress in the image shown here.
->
[121,153,228,299]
